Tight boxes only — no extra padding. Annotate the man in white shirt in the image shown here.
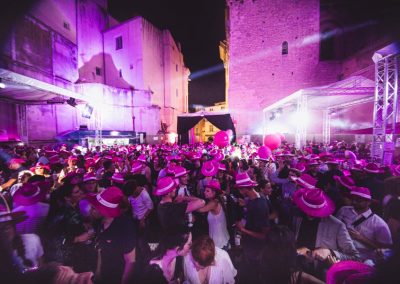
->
[336,186,392,262]
[127,180,153,229]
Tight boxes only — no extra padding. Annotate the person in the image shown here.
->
[234,172,269,282]
[156,177,205,233]
[183,235,237,284]
[58,156,78,184]
[335,186,392,263]
[326,260,375,284]
[127,179,154,230]
[12,181,50,236]
[293,188,360,278]
[197,160,218,198]
[196,180,230,249]
[88,186,137,284]
[260,225,324,284]
[0,210,44,274]
[141,231,192,284]
[0,158,27,192]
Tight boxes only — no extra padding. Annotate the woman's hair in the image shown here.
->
[191,235,215,267]
[122,180,138,197]
[240,159,249,171]
[153,231,190,260]
[261,225,298,284]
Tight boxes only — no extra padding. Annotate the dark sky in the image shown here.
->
[108,0,226,109]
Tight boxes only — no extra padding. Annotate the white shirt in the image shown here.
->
[13,234,44,271]
[184,247,237,284]
[129,189,154,220]
[336,206,392,261]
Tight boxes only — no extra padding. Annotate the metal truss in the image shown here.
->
[322,110,331,145]
[371,54,399,164]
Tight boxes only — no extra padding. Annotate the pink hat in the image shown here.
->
[154,177,177,196]
[326,260,374,284]
[29,162,50,173]
[218,163,227,171]
[9,158,26,165]
[131,161,143,174]
[83,172,97,183]
[307,160,319,166]
[334,175,355,189]
[206,179,222,191]
[235,172,258,188]
[290,163,306,174]
[213,152,224,162]
[201,161,218,177]
[190,152,201,161]
[13,181,50,206]
[292,174,317,189]
[293,188,335,218]
[209,149,218,156]
[87,186,123,217]
[350,186,371,200]
[111,172,125,184]
[137,154,147,163]
[174,166,189,178]
[392,164,400,176]
[364,163,381,174]
[49,155,61,165]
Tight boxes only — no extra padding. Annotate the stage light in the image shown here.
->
[0,78,5,89]
[110,131,120,136]
[269,113,275,120]
[66,97,77,107]
[81,103,94,119]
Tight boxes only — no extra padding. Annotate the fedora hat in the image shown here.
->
[363,163,381,174]
[218,163,227,171]
[205,179,222,191]
[291,173,317,189]
[235,172,258,188]
[293,188,335,218]
[131,161,143,174]
[333,175,355,190]
[350,186,371,200]
[201,161,218,177]
[83,172,98,183]
[29,162,50,173]
[13,181,50,206]
[326,260,374,284]
[173,166,189,178]
[87,186,123,218]
[154,177,177,196]
[137,154,147,163]
[111,172,125,184]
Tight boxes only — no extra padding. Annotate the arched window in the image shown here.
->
[282,41,288,55]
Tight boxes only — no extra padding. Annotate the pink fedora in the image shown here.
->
[345,150,357,161]
[292,174,317,189]
[154,177,177,196]
[13,181,50,206]
[205,179,222,191]
[350,186,371,200]
[218,163,227,171]
[293,188,335,218]
[290,163,306,174]
[29,162,50,173]
[131,161,143,174]
[363,163,381,174]
[174,166,190,178]
[333,175,355,190]
[201,161,218,177]
[83,172,98,183]
[87,186,123,217]
[111,172,125,184]
[326,260,374,284]
[235,172,258,188]
[137,154,147,163]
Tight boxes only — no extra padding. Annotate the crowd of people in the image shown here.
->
[0,139,399,284]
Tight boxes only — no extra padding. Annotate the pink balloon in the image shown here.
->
[263,134,281,151]
[226,129,233,137]
[214,131,230,148]
[277,133,286,142]
[258,146,272,159]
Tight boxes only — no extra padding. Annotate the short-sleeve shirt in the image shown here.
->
[96,215,137,284]
[129,189,154,220]
[157,202,188,233]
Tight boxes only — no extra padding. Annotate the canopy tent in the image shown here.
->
[263,75,375,148]
[177,111,236,144]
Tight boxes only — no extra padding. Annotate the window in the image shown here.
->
[116,36,123,50]
[282,41,288,55]
[63,21,70,30]
[95,67,102,76]
[209,125,214,132]
[119,69,122,78]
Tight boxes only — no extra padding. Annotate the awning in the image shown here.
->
[0,68,86,103]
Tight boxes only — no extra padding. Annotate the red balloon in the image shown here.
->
[214,131,230,148]
[258,146,272,159]
[263,134,281,150]
[277,133,286,142]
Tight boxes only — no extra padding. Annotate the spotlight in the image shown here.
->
[66,97,77,107]
[269,113,275,121]
[0,78,5,89]
[81,103,94,119]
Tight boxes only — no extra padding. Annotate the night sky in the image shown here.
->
[108,0,226,110]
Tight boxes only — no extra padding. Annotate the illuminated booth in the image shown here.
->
[177,111,236,144]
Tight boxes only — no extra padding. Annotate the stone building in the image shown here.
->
[224,0,400,140]
[0,0,189,144]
